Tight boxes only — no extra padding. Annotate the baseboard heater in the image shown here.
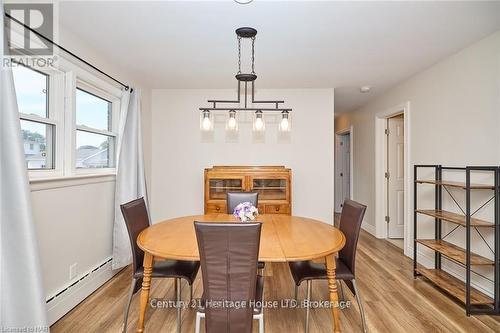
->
[46,257,117,325]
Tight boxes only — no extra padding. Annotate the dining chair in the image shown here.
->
[120,198,200,333]
[194,221,264,333]
[226,191,259,214]
[226,192,265,274]
[288,199,367,333]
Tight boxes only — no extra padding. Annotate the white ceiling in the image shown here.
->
[59,1,500,112]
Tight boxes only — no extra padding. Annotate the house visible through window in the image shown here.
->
[75,88,116,169]
[12,64,54,170]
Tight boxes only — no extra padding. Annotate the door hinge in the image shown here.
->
[340,141,343,146]
[385,172,390,179]
[385,216,390,223]
[385,128,390,135]
[340,172,343,177]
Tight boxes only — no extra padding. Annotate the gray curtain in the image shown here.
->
[0,2,49,330]
[112,89,148,269]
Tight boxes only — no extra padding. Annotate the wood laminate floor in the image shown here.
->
[51,230,500,333]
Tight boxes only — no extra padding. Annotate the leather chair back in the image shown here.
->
[120,197,150,275]
[338,199,367,275]
[194,222,262,333]
[226,192,259,214]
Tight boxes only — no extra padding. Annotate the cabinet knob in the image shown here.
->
[216,207,220,211]
[276,207,280,211]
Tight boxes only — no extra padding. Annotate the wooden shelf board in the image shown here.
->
[209,187,243,189]
[415,209,494,227]
[416,239,494,265]
[416,267,493,305]
[415,180,494,190]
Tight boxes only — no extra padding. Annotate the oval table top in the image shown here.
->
[138,214,345,262]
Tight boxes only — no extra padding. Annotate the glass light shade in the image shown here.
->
[253,111,265,131]
[200,110,213,131]
[225,110,238,131]
[279,111,291,132]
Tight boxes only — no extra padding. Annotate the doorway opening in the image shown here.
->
[374,102,411,256]
[335,127,353,214]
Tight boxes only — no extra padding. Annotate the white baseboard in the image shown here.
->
[361,221,376,236]
[409,247,494,298]
[47,258,119,326]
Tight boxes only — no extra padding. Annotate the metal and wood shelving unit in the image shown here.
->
[413,165,499,315]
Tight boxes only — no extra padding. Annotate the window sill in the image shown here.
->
[30,173,116,191]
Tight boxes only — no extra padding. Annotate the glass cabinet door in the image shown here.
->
[208,178,244,200]
[252,178,288,200]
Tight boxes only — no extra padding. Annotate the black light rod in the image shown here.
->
[199,108,291,112]
[4,12,131,92]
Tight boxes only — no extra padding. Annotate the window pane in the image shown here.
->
[76,88,112,131]
[21,120,54,169]
[76,130,115,168]
[12,65,48,117]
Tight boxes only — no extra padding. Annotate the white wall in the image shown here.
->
[151,89,335,225]
[335,30,500,295]
[29,26,153,324]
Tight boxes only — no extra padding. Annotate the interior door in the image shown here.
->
[335,133,350,212]
[387,116,404,238]
[343,134,351,205]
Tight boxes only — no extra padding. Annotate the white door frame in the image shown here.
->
[335,126,354,211]
[374,102,412,257]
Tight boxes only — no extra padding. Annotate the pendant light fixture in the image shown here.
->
[279,111,291,132]
[226,109,238,131]
[199,27,292,132]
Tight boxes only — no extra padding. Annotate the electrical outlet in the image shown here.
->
[69,263,78,280]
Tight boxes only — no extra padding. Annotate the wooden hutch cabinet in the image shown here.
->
[204,166,292,215]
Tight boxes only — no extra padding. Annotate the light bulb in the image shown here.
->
[254,117,264,131]
[280,117,289,131]
[228,117,237,129]
[202,116,212,131]
[253,111,265,131]
[226,110,238,131]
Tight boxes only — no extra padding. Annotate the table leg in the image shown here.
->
[137,252,153,333]
[325,255,341,333]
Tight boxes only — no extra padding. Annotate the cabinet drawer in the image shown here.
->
[265,204,290,214]
[257,204,265,214]
[206,203,227,214]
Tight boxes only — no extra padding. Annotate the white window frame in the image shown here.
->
[59,57,122,177]
[12,56,123,181]
[14,62,66,179]
[72,81,120,175]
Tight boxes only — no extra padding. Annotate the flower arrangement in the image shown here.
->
[233,202,259,222]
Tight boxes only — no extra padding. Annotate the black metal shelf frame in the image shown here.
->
[413,164,500,316]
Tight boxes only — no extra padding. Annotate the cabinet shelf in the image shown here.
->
[415,179,494,190]
[416,267,493,305]
[209,186,243,189]
[415,209,494,227]
[416,239,494,266]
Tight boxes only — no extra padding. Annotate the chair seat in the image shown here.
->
[134,259,200,284]
[288,258,354,286]
[199,275,264,315]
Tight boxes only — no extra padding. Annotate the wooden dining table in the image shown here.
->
[136,214,346,333]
